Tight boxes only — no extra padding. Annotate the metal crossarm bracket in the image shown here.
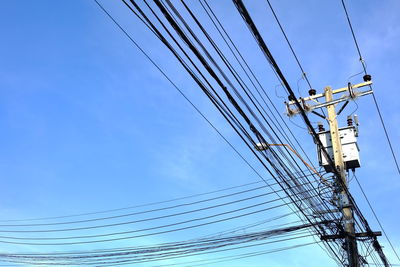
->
[285,81,373,116]
[321,231,382,241]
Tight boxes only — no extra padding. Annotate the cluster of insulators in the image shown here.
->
[287,74,371,101]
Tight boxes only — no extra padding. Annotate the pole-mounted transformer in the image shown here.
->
[317,116,360,173]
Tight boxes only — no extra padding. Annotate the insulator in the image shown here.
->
[348,82,355,98]
[347,115,353,126]
[318,122,325,132]
[363,74,372,82]
[308,89,317,96]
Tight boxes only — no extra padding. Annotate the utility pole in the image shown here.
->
[325,85,359,267]
[284,76,377,267]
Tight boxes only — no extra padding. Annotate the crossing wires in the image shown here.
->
[81,1,394,266]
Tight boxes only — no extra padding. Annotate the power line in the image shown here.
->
[193,1,336,258]
[94,1,382,265]
[124,0,339,232]
[87,238,318,266]
[1,2,393,267]
[159,1,340,241]
[95,2,336,252]
[263,0,327,118]
[230,0,346,263]
[0,195,324,245]
[340,0,400,176]
[0,180,270,223]
[0,182,324,240]
[199,0,320,174]
[0,183,273,228]
[0,223,322,266]
[5,214,301,257]
[231,0,392,265]
[128,2,374,265]
[91,0,273,200]
[166,0,331,219]
[353,173,400,262]
[106,3,365,267]
[153,241,318,267]
[1,234,316,266]
[264,0,311,89]
[186,0,325,196]
[91,1,301,242]
[340,0,399,264]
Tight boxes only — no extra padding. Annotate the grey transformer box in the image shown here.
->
[317,125,360,172]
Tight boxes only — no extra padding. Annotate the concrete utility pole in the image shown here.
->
[325,86,359,267]
[284,78,375,267]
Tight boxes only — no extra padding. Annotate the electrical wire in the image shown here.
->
[230,0,346,263]
[264,0,326,117]
[168,0,333,211]
[98,1,336,253]
[91,0,276,231]
[152,241,319,267]
[90,5,327,264]
[195,4,337,255]
[125,0,338,230]
[340,0,400,177]
[0,195,325,245]
[340,0,399,264]
[0,179,267,223]
[157,3,341,248]
[0,182,275,228]
[93,1,377,266]
[0,182,325,241]
[0,2,392,267]
[354,173,400,262]
[0,225,321,265]
[200,0,322,178]
[231,1,393,265]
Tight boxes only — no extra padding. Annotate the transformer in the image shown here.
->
[317,126,360,172]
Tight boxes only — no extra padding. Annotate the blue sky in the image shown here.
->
[0,0,399,266]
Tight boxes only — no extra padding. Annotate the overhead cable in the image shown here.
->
[340,0,400,176]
